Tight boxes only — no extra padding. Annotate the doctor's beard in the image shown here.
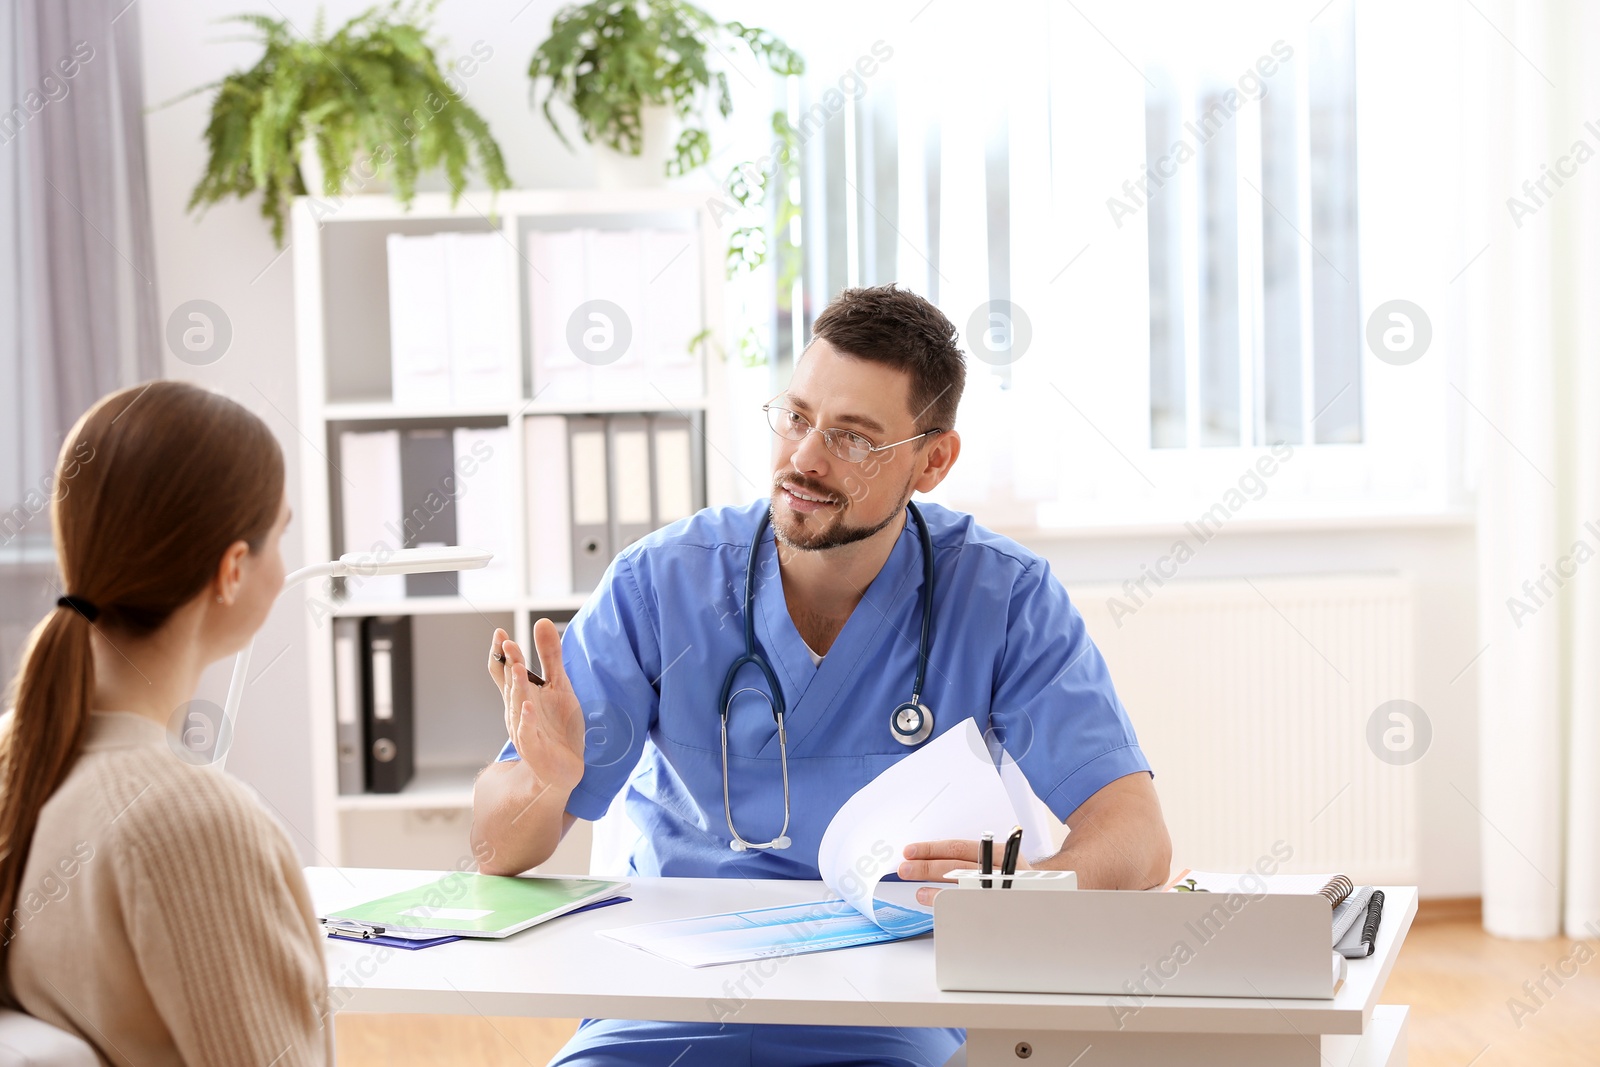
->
[768,470,915,552]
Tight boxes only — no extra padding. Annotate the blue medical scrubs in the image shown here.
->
[495,500,1151,1066]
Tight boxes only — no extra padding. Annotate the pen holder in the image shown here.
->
[946,869,1078,891]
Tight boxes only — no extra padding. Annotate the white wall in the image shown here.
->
[1031,522,1481,897]
[137,0,1481,896]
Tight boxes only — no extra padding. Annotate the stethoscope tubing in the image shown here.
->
[719,502,936,851]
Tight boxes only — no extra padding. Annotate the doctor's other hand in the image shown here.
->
[486,623,586,795]
[898,839,1033,907]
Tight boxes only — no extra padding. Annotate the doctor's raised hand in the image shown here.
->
[471,621,586,875]
[489,621,585,791]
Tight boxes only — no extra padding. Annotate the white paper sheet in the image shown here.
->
[602,720,1058,967]
[816,718,1044,925]
[998,747,1060,866]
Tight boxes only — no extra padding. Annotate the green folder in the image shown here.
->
[322,872,629,939]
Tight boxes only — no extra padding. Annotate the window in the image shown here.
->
[1144,0,1363,449]
[718,0,1461,523]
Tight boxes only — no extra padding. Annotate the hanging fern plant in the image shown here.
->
[529,0,804,177]
[173,1,511,246]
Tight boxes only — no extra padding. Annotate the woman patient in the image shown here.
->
[1,381,331,1064]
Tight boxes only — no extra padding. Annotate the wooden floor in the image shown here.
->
[1379,906,1600,1067]
[334,903,1600,1065]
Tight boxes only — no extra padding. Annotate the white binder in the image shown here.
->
[582,230,646,401]
[446,233,518,406]
[527,228,590,403]
[649,413,698,526]
[524,415,573,599]
[386,234,452,407]
[640,228,704,401]
[337,429,405,603]
[453,425,512,600]
[583,230,644,361]
[607,415,654,554]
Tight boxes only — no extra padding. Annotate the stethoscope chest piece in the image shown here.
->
[890,701,934,746]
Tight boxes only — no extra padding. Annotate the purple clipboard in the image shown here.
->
[326,894,633,950]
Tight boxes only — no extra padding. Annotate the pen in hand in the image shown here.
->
[492,649,546,687]
[1000,826,1023,889]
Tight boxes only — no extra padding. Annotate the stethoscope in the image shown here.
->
[718,502,937,851]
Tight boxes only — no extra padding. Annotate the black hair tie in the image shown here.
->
[56,596,101,623]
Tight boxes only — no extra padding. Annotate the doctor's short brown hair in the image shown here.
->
[808,284,966,435]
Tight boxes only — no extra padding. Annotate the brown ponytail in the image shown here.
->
[0,381,284,989]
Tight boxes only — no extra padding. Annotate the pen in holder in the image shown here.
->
[947,869,1078,891]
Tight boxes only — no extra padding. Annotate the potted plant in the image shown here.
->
[529,0,803,184]
[174,1,511,246]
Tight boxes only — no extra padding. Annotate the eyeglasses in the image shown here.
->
[762,403,942,464]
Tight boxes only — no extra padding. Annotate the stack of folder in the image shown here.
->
[525,412,702,595]
[337,426,513,603]
[386,232,518,407]
[387,226,706,407]
[336,414,700,605]
[525,226,704,403]
[333,615,415,794]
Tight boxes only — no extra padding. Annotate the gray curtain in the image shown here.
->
[0,0,160,690]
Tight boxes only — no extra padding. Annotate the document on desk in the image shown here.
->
[600,897,936,968]
[602,719,1054,967]
[817,717,1056,920]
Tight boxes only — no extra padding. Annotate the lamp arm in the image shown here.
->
[213,561,345,772]
[209,547,491,773]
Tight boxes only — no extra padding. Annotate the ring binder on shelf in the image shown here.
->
[399,429,459,597]
[362,616,415,794]
[568,416,610,590]
[648,413,700,527]
[385,234,451,407]
[333,617,365,795]
[608,414,654,555]
[336,430,405,603]
[525,415,573,598]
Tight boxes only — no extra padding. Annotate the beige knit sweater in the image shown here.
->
[7,712,333,1065]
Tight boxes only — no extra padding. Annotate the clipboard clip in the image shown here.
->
[322,918,387,939]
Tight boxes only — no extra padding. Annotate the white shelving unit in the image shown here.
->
[290,190,738,870]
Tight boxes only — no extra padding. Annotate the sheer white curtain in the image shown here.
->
[1466,0,1599,939]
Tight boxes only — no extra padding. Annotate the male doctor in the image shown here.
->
[472,284,1171,1066]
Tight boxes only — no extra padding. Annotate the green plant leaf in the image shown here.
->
[166,0,512,247]
[529,0,802,178]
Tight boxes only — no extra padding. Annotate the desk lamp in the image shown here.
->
[213,546,492,772]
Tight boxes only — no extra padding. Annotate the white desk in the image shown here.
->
[307,868,1415,1067]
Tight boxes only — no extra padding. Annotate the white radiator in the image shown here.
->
[1071,573,1418,885]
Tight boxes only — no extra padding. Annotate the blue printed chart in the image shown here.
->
[601,898,934,967]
